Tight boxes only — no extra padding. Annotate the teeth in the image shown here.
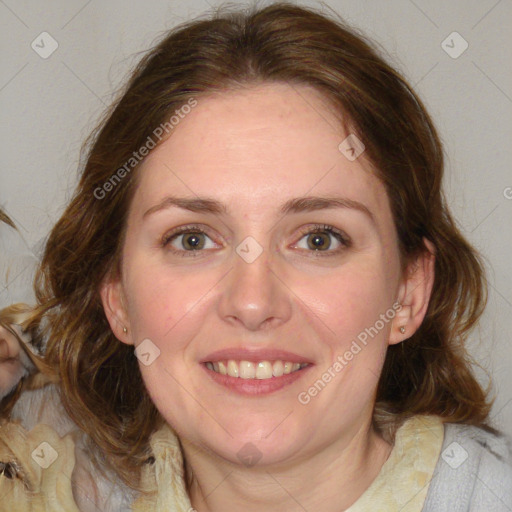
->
[207,359,309,380]
[239,361,256,379]
[227,360,239,377]
[256,361,273,379]
[218,361,227,375]
[272,360,284,377]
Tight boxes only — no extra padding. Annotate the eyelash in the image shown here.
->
[295,224,351,257]
[161,223,351,258]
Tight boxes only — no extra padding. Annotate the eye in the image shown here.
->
[294,224,350,255]
[162,225,218,255]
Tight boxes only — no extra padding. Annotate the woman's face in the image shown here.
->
[103,83,418,467]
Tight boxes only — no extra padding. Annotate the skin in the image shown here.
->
[101,82,435,511]
[0,324,31,400]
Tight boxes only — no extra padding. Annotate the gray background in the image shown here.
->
[1,0,511,437]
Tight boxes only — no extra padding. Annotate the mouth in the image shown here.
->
[200,348,314,395]
[202,354,313,396]
[204,360,310,380]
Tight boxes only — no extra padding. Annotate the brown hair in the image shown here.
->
[27,1,493,490]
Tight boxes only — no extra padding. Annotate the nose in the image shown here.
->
[217,244,292,331]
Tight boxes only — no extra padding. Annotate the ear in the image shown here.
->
[99,276,133,346]
[389,237,436,345]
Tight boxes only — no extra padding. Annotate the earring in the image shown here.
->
[399,326,406,334]
[123,326,128,333]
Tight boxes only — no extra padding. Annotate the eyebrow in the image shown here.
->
[143,195,375,224]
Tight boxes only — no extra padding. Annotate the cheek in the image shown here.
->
[296,258,397,355]
[122,258,220,346]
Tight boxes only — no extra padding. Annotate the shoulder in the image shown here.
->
[422,421,512,511]
[446,421,512,461]
[443,421,512,484]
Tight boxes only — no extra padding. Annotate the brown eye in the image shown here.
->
[294,224,350,256]
[162,226,218,255]
[306,232,332,251]
[180,232,206,250]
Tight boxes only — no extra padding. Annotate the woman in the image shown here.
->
[1,2,511,510]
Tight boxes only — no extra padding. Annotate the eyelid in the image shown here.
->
[295,223,350,243]
[161,224,220,250]
[292,223,351,256]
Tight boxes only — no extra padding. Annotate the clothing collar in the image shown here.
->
[132,414,444,511]
[346,414,444,511]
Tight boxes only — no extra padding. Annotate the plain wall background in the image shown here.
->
[1,0,511,437]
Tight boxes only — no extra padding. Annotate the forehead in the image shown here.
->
[132,83,392,227]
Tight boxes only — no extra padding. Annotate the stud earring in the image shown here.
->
[399,326,406,334]
[123,326,128,333]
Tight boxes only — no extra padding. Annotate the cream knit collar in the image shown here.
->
[132,414,444,511]
[345,414,444,511]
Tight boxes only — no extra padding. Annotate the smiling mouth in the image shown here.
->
[205,360,310,380]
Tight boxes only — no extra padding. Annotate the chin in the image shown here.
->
[194,417,309,468]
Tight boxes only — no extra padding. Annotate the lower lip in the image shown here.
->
[202,364,313,396]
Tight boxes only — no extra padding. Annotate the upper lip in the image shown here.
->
[201,348,314,364]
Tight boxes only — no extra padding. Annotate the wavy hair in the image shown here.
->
[23,2,494,490]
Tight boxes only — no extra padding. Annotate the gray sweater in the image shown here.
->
[423,422,512,511]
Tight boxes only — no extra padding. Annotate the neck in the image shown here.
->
[182,417,392,512]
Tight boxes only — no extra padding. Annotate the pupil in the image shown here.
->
[309,232,330,250]
[185,233,203,249]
